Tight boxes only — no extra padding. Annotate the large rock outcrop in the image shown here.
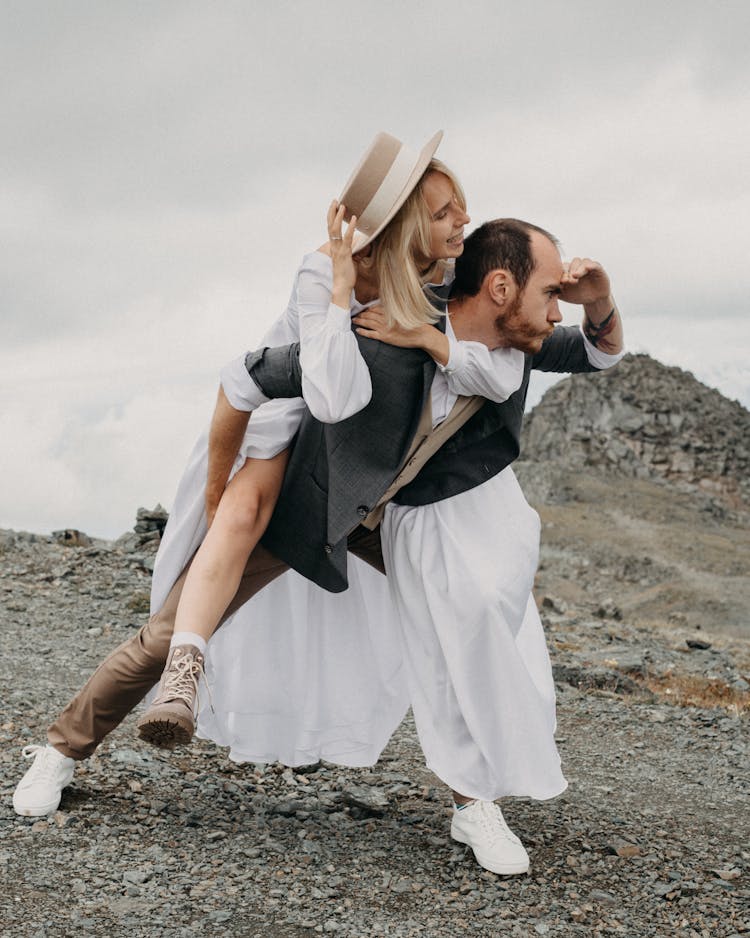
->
[521,354,750,510]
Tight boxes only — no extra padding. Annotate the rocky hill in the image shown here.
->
[513,354,750,645]
[521,353,750,514]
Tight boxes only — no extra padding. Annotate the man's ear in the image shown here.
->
[486,269,515,307]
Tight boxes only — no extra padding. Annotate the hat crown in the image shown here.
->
[339,133,404,224]
[337,130,443,252]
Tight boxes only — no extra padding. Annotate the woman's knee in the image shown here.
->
[216,489,270,539]
[219,465,282,535]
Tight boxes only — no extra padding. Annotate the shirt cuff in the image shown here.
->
[327,302,353,331]
[436,334,465,375]
[579,326,626,369]
[220,353,270,411]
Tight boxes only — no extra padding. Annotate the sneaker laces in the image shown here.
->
[162,651,214,715]
[20,745,66,784]
[476,801,519,845]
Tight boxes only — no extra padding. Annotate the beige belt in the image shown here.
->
[362,394,484,529]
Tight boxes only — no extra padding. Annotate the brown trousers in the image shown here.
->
[48,527,384,760]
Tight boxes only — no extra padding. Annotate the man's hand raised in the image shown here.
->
[559,257,611,306]
[560,257,623,354]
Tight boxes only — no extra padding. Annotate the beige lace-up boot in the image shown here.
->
[136,644,206,749]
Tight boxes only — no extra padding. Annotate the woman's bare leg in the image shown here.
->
[174,449,289,642]
[136,448,289,748]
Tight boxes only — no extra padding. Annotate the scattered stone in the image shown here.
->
[109,748,150,765]
[595,598,622,620]
[686,639,713,650]
[133,505,169,545]
[590,889,618,905]
[391,879,412,895]
[541,595,568,615]
[341,785,390,815]
[126,591,152,614]
[610,652,648,676]
[52,529,92,548]
[552,664,641,696]
[713,868,742,881]
[113,532,141,553]
[653,882,680,899]
[607,840,642,858]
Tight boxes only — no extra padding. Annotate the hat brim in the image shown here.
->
[350,130,444,254]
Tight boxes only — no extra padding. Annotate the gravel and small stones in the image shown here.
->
[2,482,749,937]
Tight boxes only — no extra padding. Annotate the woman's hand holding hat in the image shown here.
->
[327,200,358,310]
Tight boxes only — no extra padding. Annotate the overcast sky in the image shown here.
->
[2,0,749,539]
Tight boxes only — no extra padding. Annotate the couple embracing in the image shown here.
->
[13,129,624,877]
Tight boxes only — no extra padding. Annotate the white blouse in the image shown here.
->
[221,251,531,424]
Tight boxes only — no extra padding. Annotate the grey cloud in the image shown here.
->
[3,2,748,340]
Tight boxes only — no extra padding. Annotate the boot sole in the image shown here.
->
[137,715,193,750]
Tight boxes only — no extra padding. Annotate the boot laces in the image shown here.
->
[162,650,213,714]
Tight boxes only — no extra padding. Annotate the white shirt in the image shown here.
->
[221,251,623,422]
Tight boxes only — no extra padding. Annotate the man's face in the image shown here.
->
[421,171,471,262]
[495,232,564,354]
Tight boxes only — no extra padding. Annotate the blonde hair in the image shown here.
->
[357,159,467,329]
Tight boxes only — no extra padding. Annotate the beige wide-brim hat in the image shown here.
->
[339,130,443,253]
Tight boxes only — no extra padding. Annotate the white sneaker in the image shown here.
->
[451,800,530,875]
[12,745,76,817]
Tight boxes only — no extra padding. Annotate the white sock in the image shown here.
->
[170,631,208,656]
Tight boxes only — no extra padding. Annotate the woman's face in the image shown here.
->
[422,171,471,261]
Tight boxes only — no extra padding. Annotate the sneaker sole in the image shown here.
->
[136,716,193,750]
[451,829,530,876]
[12,794,63,817]
[12,766,74,818]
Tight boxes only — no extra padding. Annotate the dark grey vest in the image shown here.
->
[247,323,598,592]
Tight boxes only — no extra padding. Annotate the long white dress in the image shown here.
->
[151,251,572,800]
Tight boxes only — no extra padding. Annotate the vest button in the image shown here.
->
[357,505,369,517]
[324,543,333,554]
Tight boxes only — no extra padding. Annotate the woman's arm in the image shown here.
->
[351,308,524,403]
[296,202,373,422]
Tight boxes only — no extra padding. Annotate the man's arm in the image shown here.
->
[205,344,305,523]
[205,387,251,525]
[561,257,624,355]
[244,345,304,399]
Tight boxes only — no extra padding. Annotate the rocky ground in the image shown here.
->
[1,467,748,938]
[1,357,748,937]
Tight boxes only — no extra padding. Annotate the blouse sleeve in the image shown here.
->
[436,333,526,403]
[220,353,270,411]
[296,253,373,423]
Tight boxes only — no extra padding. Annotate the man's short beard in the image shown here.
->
[494,291,522,340]
[493,289,547,355]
